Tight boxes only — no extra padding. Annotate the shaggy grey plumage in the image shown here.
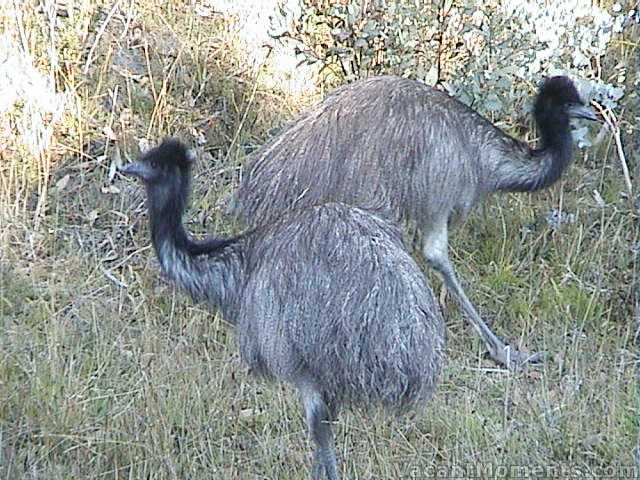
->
[231,75,597,369]
[122,139,444,480]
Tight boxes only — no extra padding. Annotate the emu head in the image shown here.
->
[534,76,598,122]
[121,139,194,213]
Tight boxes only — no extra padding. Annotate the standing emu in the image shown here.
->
[231,75,598,369]
[122,139,444,480]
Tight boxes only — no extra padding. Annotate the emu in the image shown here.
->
[122,139,444,480]
[230,75,598,369]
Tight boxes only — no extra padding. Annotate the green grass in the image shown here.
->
[1,1,638,479]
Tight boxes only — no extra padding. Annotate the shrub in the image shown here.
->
[272,0,635,126]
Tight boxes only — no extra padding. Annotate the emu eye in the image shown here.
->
[150,160,158,169]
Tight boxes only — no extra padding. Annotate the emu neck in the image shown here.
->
[493,109,573,193]
[148,185,190,254]
[146,183,241,317]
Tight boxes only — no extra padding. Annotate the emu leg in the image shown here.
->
[299,383,340,480]
[422,224,542,370]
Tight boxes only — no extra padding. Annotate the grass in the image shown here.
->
[1,1,638,479]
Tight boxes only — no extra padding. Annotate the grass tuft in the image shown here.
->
[1,1,637,479]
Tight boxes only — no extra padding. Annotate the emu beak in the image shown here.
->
[567,103,599,122]
[120,161,152,181]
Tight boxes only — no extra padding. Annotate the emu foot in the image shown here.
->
[311,448,340,480]
[311,459,340,480]
[488,343,544,371]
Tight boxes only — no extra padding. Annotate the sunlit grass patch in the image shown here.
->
[0,1,637,479]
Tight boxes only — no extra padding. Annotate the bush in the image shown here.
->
[273,0,635,124]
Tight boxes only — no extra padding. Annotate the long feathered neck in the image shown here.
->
[148,178,190,254]
[146,176,243,316]
[492,98,573,193]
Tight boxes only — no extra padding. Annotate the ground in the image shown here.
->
[0,1,637,479]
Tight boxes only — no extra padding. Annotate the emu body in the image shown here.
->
[231,75,596,369]
[122,140,444,479]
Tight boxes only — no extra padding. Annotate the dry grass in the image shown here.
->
[1,1,638,479]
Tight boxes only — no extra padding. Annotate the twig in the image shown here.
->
[101,266,128,289]
[593,101,633,196]
[84,0,122,74]
[464,366,510,374]
[223,58,268,165]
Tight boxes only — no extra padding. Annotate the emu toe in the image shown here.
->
[489,343,544,371]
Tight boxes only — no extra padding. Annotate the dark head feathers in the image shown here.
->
[120,138,194,182]
[537,76,582,106]
[534,76,597,122]
[141,138,194,171]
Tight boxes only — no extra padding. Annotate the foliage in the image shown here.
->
[0,1,637,478]
[273,0,636,126]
